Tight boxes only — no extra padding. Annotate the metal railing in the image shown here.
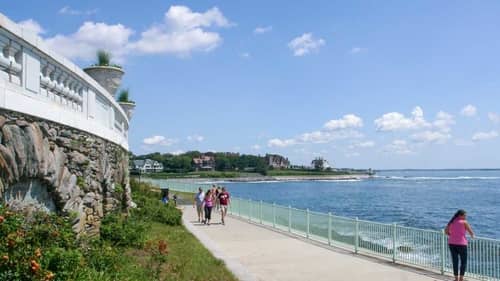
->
[163,181,500,281]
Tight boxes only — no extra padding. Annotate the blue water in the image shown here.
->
[216,170,500,239]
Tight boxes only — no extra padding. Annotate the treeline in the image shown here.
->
[133,151,269,174]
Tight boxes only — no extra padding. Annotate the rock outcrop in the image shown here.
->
[0,109,131,235]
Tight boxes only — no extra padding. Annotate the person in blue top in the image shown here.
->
[161,188,169,204]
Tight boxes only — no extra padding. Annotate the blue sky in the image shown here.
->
[4,1,500,169]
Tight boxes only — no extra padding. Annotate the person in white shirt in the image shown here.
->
[193,187,205,223]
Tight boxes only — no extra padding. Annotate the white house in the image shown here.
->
[132,159,163,173]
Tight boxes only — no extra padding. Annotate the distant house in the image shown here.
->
[311,157,331,170]
[192,155,215,171]
[131,159,164,173]
[265,154,290,169]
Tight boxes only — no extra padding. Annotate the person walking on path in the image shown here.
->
[445,209,475,281]
[193,187,205,223]
[218,187,230,225]
[203,190,214,225]
[215,187,221,211]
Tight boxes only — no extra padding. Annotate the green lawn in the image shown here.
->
[265,169,353,176]
[147,171,260,179]
[145,169,361,179]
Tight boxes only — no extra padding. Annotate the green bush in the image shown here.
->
[42,247,83,280]
[0,208,76,281]
[100,213,149,248]
[132,193,182,226]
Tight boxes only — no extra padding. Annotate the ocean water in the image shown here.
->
[213,170,500,239]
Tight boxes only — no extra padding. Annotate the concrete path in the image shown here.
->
[182,206,448,281]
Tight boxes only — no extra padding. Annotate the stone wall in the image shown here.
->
[0,109,131,235]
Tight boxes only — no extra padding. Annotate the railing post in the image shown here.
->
[238,199,241,217]
[249,199,252,221]
[288,205,292,233]
[259,200,263,224]
[328,212,332,246]
[392,223,397,263]
[306,209,310,239]
[272,202,276,228]
[440,229,446,275]
[355,217,359,254]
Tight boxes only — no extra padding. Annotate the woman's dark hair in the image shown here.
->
[447,209,466,226]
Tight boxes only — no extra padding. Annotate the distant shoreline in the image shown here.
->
[141,174,373,183]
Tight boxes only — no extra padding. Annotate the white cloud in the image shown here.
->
[349,47,367,54]
[254,26,272,34]
[130,6,231,56]
[143,135,178,146]
[349,141,375,149]
[59,6,98,16]
[411,131,451,144]
[169,150,185,155]
[240,52,251,58]
[433,111,455,132]
[268,128,362,148]
[324,114,363,130]
[268,114,364,148]
[44,22,134,62]
[488,112,500,124]
[374,106,430,131]
[251,144,261,150]
[268,138,296,148]
[187,135,204,142]
[384,140,414,155]
[461,104,477,117]
[298,130,363,144]
[17,19,45,35]
[472,131,498,141]
[288,33,325,56]
[42,5,230,62]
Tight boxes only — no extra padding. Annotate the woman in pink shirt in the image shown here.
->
[203,190,214,225]
[445,209,475,281]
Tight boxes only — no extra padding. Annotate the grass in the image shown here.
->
[147,171,260,179]
[128,181,236,281]
[128,223,237,281]
[266,169,353,176]
[146,169,366,179]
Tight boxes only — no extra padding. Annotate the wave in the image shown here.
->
[375,176,500,181]
[313,179,362,182]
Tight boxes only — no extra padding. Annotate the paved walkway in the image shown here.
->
[182,206,447,281]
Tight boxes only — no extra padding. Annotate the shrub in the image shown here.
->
[117,89,134,103]
[95,49,122,69]
[97,50,110,66]
[132,192,182,226]
[0,208,76,281]
[100,213,149,248]
[42,247,83,280]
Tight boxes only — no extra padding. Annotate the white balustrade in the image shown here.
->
[0,13,129,150]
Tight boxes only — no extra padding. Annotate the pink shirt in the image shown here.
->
[204,197,213,208]
[448,219,468,246]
